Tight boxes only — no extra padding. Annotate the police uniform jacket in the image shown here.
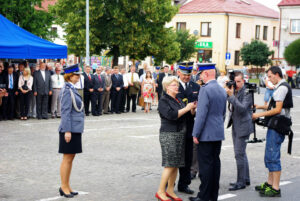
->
[227,85,253,137]
[177,81,200,138]
[192,80,227,141]
[58,82,84,133]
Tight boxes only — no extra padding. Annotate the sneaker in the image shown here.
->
[255,182,271,192]
[260,186,281,197]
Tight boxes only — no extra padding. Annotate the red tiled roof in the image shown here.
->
[179,0,279,19]
[35,0,57,12]
[278,0,300,6]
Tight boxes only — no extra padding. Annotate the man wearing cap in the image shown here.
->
[191,68,200,83]
[190,63,227,201]
[157,66,171,100]
[176,62,200,195]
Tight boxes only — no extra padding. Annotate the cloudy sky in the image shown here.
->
[254,0,282,11]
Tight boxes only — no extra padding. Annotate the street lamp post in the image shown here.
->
[86,0,90,65]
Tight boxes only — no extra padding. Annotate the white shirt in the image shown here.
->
[120,73,128,87]
[179,79,188,90]
[217,76,229,87]
[40,70,46,81]
[51,74,64,88]
[74,75,84,89]
[124,72,140,85]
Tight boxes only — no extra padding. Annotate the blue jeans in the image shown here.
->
[264,129,285,172]
[264,88,274,102]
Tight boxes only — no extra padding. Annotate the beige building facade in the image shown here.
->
[169,13,279,71]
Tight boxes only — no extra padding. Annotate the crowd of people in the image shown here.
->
[0,60,193,121]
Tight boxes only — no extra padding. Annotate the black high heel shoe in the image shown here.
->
[70,191,78,196]
[59,187,74,198]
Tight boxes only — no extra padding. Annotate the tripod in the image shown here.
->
[247,89,264,143]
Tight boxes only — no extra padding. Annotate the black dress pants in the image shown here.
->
[3,90,15,119]
[119,88,126,112]
[178,137,194,189]
[197,141,222,201]
[36,94,48,119]
[84,91,92,115]
[111,90,121,113]
[20,92,30,117]
[91,91,103,115]
[126,90,137,112]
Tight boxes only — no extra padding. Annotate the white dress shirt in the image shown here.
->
[74,75,85,89]
[51,74,65,89]
[40,70,46,81]
[125,72,140,85]
[179,79,188,90]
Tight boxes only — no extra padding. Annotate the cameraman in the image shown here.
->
[252,66,293,197]
[225,72,253,191]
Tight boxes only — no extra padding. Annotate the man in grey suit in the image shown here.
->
[102,68,112,114]
[225,71,253,191]
[33,62,52,119]
[190,63,227,201]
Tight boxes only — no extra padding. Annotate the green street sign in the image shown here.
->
[195,41,213,49]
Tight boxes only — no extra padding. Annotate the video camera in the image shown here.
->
[226,70,236,89]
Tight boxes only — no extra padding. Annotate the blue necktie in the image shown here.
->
[9,75,13,89]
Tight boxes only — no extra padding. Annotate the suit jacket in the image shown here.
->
[3,72,18,92]
[92,74,105,92]
[33,70,52,95]
[157,73,170,93]
[227,86,253,137]
[58,82,84,133]
[83,72,94,93]
[177,81,200,137]
[103,73,112,90]
[138,69,145,78]
[192,80,227,141]
[111,74,124,91]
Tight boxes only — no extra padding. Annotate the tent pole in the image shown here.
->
[86,0,90,66]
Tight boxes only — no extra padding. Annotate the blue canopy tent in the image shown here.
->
[0,14,67,59]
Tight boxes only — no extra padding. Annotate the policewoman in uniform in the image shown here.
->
[176,62,200,194]
[58,64,84,198]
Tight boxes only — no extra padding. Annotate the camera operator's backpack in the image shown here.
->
[266,82,293,154]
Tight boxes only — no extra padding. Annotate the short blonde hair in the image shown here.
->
[162,76,179,92]
[23,67,31,77]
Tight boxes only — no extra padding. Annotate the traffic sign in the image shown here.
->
[225,59,230,65]
[226,52,231,60]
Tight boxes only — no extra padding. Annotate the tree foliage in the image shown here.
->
[240,40,273,67]
[175,30,198,62]
[51,0,179,65]
[284,38,300,67]
[0,0,56,41]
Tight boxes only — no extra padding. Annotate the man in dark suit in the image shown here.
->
[33,62,52,119]
[157,65,170,100]
[3,65,19,120]
[226,71,253,191]
[119,67,128,113]
[111,66,124,114]
[83,65,94,116]
[190,63,227,201]
[176,62,200,195]
[91,67,105,116]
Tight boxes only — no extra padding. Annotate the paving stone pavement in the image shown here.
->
[0,93,300,201]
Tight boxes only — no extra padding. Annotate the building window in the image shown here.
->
[236,23,241,38]
[291,19,300,33]
[201,22,211,37]
[176,22,186,31]
[255,25,260,39]
[273,27,276,40]
[234,51,240,66]
[263,26,268,40]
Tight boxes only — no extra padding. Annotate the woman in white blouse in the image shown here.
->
[18,68,33,120]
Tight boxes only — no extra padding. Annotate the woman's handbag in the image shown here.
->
[22,80,29,90]
[138,96,145,107]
